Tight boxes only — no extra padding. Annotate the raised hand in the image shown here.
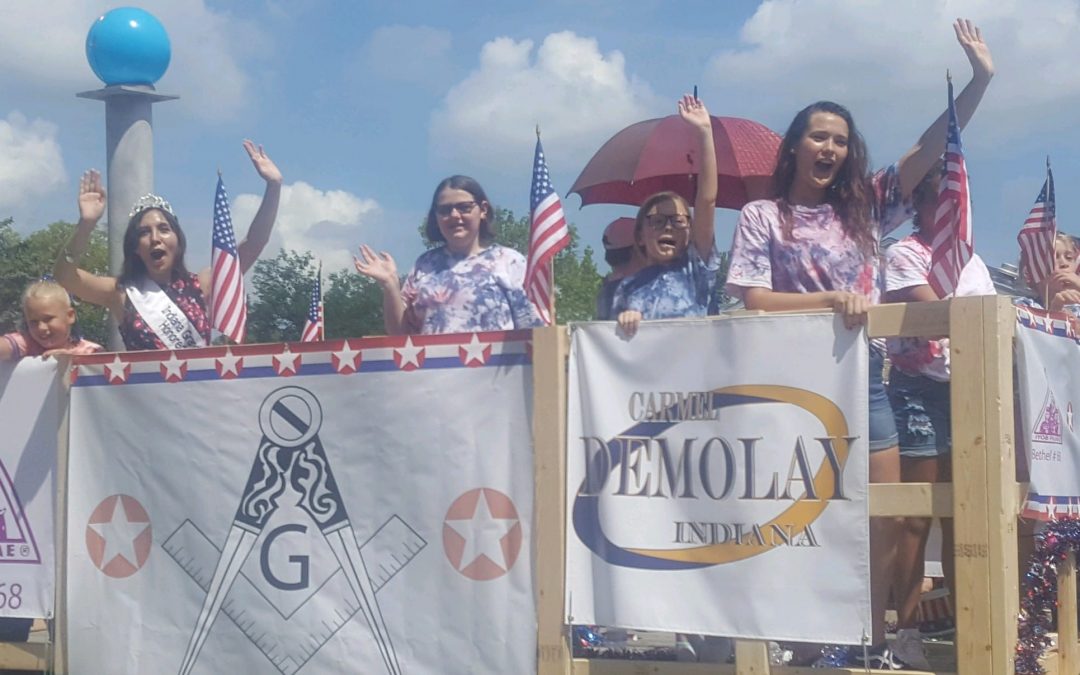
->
[954,18,994,83]
[78,170,106,225]
[677,94,711,132]
[243,139,283,185]
[354,244,399,287]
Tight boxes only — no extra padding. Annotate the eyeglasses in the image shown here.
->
[645,214,690,230]
[435,201,478,217]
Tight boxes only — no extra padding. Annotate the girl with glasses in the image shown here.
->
[612,94,719,338]
[354,176,542,334]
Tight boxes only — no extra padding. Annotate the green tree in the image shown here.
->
[246,249,318,343]
[324,270,384,339]
[0,219,109,344]
[245,250,386,343]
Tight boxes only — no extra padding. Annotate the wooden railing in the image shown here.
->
[534,296,1044,675]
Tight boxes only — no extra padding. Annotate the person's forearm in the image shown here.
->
[54,219,96,283]
[744,288,836,312]
[380,281,408,335]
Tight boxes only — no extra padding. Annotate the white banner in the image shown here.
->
[566,315,870,644]
[1015,308,1080,519]
[67,334,536,674]
[0,358,59,618]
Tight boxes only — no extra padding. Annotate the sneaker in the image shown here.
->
[850,642,910,670]
[891,628,932,670]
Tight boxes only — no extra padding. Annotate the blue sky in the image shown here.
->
[3,0,1080,277]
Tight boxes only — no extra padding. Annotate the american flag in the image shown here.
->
[927,76,974,299]
[527,136,571,325]
[210,175,247,344]
[1017,162,1057,287]
[300,264,324,342]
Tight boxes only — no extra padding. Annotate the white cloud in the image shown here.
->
[704,0,1080,157]
[361,25,454,89]
[0,1,263,121]
[231,182,380,273]
[429,31,663,172]
[0,112,66,212]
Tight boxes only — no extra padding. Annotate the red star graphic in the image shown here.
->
[274,349,301,376]
[331,340,362,374]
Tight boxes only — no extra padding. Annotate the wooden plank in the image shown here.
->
[948,296,995,674]
[735,640,771,675]
[981,296,1019,673]
[569,659,956,674]
[533,325,572,675]
[1059,551,1079,675]
[867,299,951,338]
[0,640,47,671]
[571,659,735,674]
[869,482,952,517]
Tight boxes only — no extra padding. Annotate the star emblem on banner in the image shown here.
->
[394,336,425,371]
[332,340,362,374]
[86,494,152,578]
[274,348,300,376]
[104,355,130,384]
[442,488,522,581]
[160,352,187,383]
[458,334,490,367]
[215,349,243,379]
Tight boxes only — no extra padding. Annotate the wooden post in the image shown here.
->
[53,359,71,674]
[734,640,771,675]
[949,296,1019,674]
[534,325,571,675]
[1060,551,1079,675]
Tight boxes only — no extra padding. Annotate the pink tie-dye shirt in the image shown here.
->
[725,165,911,303]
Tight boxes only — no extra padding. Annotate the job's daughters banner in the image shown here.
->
[1015,307,1080,519]
[67,335,535,675]
[0,359,59,619]
[566,315,870,644]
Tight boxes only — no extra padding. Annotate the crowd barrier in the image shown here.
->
[0,296,1064,674]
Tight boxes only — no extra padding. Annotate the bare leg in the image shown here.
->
[869,446,900,645]
[894,455,951,628]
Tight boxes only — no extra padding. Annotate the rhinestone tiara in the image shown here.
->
[129,194,175,219]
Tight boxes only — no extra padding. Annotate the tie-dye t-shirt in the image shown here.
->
[725,165,911,303]
[401,244,542,334]
[611,245,720,320]
[884,236,996,382]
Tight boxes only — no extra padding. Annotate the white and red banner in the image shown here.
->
[0,359,59,618]
[1015,307,1080,519]
[66,334,536,674]
[566,315,870,644]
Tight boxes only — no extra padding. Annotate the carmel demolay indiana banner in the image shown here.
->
[566,315,870,644]
[1015,307,1080,519]
[66,335,535,675]
[0,359,59,619]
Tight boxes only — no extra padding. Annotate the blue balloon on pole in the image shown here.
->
[85,7,171,86]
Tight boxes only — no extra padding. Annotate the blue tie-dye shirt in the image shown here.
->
[611,245,720,319]
[401,244,543,334]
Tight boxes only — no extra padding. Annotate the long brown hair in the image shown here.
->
[772,101,876,254]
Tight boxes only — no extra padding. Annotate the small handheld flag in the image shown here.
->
[300,263,324,342]
[526,131,571,325]
[1017,158,1057,288]
[927,74,974,299]
[210,175,247,343]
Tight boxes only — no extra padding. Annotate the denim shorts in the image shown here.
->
[887,369,950,458]
[868,348,899,452]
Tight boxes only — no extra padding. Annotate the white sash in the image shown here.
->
[125,278,207,349]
